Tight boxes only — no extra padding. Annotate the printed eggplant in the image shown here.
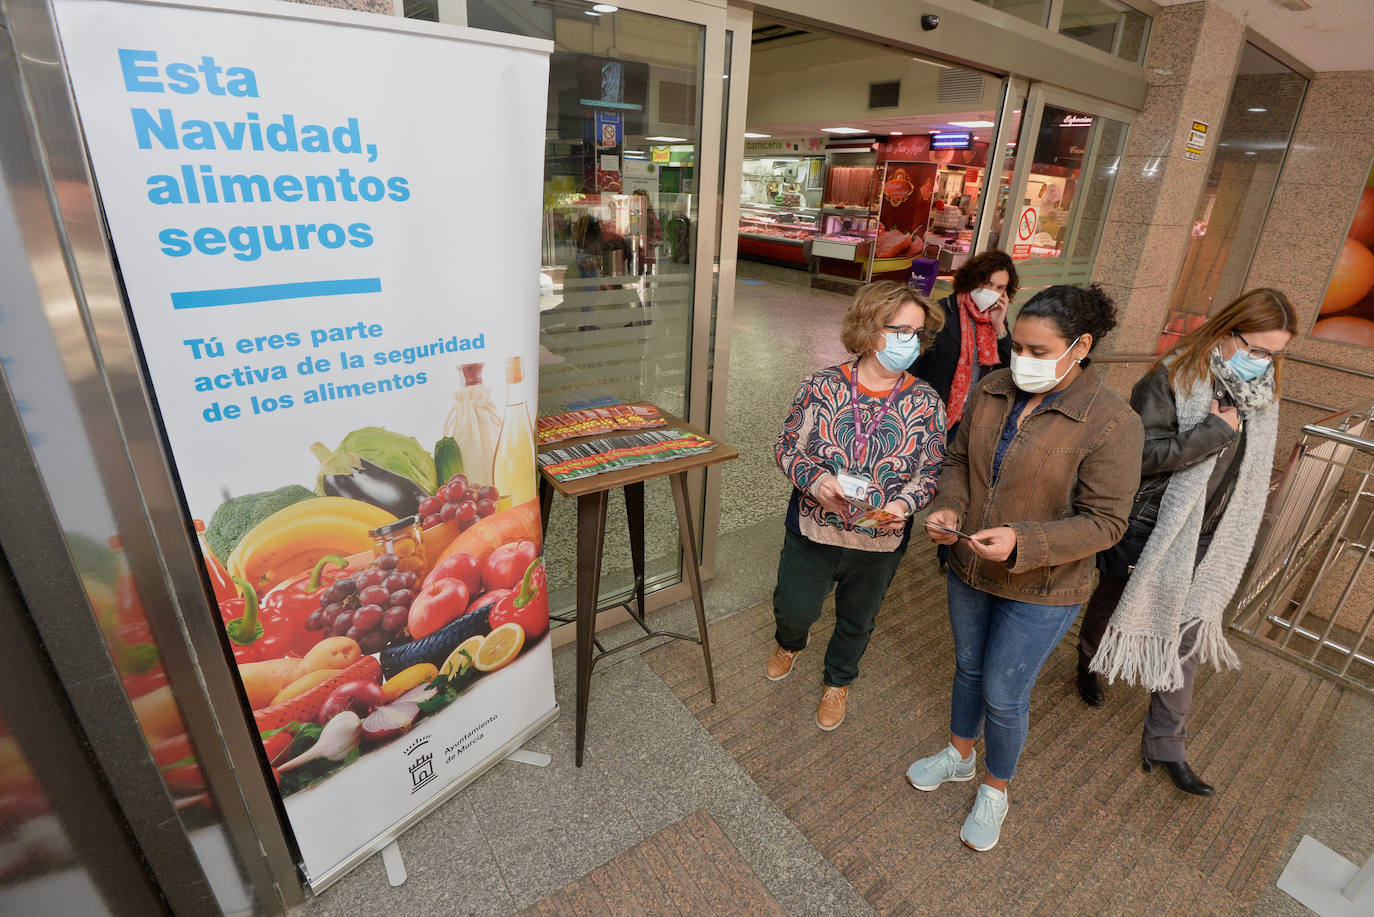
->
[311,445,428,518]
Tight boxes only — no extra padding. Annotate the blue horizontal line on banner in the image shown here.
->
[170,277,382,309]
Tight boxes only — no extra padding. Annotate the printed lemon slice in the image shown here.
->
[474,623,525,672]
[440,636,485,678]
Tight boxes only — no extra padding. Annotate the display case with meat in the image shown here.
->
[737,205,821,267]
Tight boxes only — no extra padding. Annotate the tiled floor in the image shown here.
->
[516,810,788,916]
[646,535,1357,916]
[296,263,1374,916]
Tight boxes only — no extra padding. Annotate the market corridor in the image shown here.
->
[296,264,1374,917]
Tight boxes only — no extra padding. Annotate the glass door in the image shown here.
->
[420,0,730,619]
[998,86,1134,303]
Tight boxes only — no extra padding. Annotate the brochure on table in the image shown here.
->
[51,0,554,889]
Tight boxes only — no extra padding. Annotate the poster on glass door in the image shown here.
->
[51,0,554,886]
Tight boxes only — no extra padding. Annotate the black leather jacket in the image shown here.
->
[1102,366,1243,578]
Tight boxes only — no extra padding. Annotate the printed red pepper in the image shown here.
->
[488,558,549,639]
[224,575,270,663]
[260,729,295,766]
[219,594,246,624]
[196,520,239,605]
[260,554,350,656]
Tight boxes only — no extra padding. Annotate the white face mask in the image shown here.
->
[1009,335,1082,394]
[969,287,1001,312]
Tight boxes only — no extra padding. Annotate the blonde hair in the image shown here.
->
[840,281,943,355]
[1157,288,1298,394]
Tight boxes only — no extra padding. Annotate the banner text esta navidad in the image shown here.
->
[118,49,412,263]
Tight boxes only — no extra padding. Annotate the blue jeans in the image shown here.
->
[946,571,1080,781]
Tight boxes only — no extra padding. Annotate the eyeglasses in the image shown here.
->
[885,325,938,345]
[1233,330,1289,360]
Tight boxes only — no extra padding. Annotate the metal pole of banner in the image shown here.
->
[1279,836,1374,917]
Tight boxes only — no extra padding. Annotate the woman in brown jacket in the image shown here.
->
[904,284,1144,852]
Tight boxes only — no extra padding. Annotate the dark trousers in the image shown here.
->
[1079,570,1200,763]
[772,529,905,687]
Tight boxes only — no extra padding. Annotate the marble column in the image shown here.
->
[1090,1,1246,393]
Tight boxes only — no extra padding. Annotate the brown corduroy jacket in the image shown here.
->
[930,366,1144,605]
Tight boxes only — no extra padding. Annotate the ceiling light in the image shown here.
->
[821,127,868,134]
[1245,150,1257,155]
[592,3,618,10]
[929,129,941,134]
[584,9,599,15]
[646,136,687,142]
[1247,107,1268,113]
[743,132,771,139]
[890,131,903,136]
[949,120,995,128]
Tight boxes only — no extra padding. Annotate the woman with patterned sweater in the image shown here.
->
[767,281,948,732]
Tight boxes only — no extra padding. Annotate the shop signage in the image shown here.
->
[1059,114,1094,128]
[652,145,671,163]
[596,110,622,149]
[743,136,824,154]
[1013,203,1039,259]
[1184,120,1209,161]
[930,132,973,151]
[51,0,557,890]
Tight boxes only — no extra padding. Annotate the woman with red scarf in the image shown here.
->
[906,251,1019,433]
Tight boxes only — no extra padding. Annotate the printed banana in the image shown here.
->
[227,496,396,593]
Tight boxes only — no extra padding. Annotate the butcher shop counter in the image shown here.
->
[738,204,820,267]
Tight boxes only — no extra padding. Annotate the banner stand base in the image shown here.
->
[506,748,552,767]
[305,705,561,894]
[380,842,407,887]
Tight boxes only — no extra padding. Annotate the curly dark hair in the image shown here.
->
[952,250,1019,300]
[1016,283,1117,356]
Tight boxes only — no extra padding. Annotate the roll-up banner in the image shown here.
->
[51,0,555,888]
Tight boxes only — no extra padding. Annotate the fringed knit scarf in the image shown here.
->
[1090,356,1278,693]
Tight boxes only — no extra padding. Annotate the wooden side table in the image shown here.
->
[537,408,737,766]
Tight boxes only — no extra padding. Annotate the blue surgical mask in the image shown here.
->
[875,332,920,372]
[1225,348,1270,382]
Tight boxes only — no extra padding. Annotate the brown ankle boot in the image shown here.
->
[816,685,848,731]
[766,646,802,681]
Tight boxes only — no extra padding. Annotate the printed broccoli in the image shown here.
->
[205,485,315,563]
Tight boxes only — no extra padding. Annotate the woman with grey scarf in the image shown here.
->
[1078,288,1297,796]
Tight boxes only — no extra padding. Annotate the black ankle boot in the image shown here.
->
[1142,757,1214,796]
[1076,667,1104,707]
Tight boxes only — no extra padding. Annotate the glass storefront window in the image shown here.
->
[1005,102,1130,299]
[976,0,1049,27]
[1058,0,1151,63]
[1160,43,1306,350]
[415,1,709,616]
[983,99,1026,253]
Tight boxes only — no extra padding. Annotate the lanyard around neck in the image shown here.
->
[848,362,903,466]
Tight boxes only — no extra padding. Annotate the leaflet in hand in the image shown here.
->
[840,493,903,529]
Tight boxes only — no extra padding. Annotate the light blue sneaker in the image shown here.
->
[960,784,1009,852]
[905,743,975,791]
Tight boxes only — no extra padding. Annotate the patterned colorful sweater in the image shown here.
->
[776,363,947,552]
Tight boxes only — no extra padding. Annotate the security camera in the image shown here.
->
[921,14,940,31]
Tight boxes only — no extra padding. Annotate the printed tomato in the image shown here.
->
[426,551,481,598]
[481,540,538,592]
